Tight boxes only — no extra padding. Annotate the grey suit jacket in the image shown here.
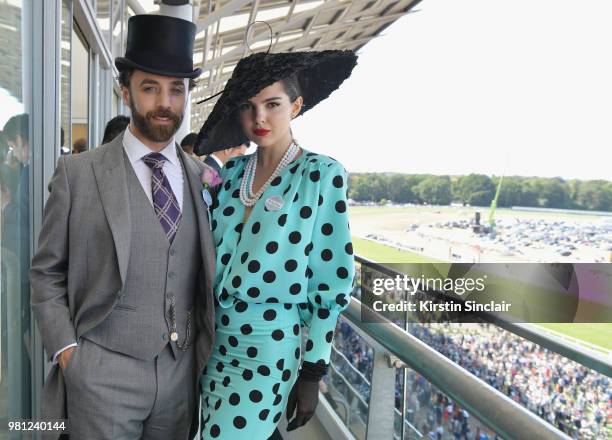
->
[30,134,216,430]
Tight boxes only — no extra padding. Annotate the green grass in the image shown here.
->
[536,323,612,351]
[352,236,438,263]
[352,236,612,352]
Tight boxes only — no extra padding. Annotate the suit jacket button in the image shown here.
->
[168,271,176,279]
[162,333,169,341]
[169,249,176,256]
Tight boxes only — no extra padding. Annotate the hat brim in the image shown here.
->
[195,50,357,156]
[115,57,202,79]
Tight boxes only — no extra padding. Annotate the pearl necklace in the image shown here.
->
[239,141,300,207]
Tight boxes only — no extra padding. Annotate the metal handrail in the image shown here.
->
[341,296,572,440]
[354,255,612,377]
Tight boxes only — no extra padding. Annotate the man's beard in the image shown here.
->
[129,96,183,143]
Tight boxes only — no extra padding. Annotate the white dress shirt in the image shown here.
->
[209,153,224,170]
[53,127,185,363]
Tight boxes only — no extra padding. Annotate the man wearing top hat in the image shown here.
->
[30,14,215,439]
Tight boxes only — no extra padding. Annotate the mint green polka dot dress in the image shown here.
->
[200,149,355,439]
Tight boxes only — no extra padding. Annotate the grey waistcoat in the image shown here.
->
[84,154,201,359]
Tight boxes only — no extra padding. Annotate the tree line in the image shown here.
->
[347,173,612,212]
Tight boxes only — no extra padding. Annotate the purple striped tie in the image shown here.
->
[142,152,182,242]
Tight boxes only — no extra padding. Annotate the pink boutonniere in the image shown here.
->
[201,163,222,229]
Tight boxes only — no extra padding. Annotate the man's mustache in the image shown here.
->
[146,108,180,121]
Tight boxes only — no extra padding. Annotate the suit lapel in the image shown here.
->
[178,147,216,292]
[92,135,131,286]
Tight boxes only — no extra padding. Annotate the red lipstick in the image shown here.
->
[253,128,270,136]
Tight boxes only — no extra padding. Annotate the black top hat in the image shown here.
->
[115,15,201,79]
[194,50,357,155]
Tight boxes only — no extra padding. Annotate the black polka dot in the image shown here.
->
[305,267,313,278]
[215,398,222,409]
[210,424,221,437]
[221,315,230,326]
[266,241,278,254]
[272,383,280,394]
[234,223,243,233]
[271,176,282,186]
[318,308,331,319]
[252,222,261,234]
[232,276,242,288]
[304,242,313,256]
[289,231,301,244]
[266,297,279,303]
[272,330,284,341]
[221,253,231,265]
[258,366,270,376]
[295,347,301,359]
[315,295,322,304]
[233,416,246,429]
[232,188,240,198]
[220,288,229,301]
[276,359,285,370]
[326,331,334,343]
[300,206,312,219]
[345,242,353,255]
[224,180,232,191]
[306,340,313,351]
[289,283,301,295]
[250,390,263,403]
[321,223,333,235]
[226,160,235,169]
[318,195,324,206]
[333,175,344,188]
[310,170,320,182]
[240,252,249,263]
[285,259,298,272]
[284,303,293,310]
[273,394,282,405]
[211,219,217,231]
[223,206,235,216]
[216,362,224,372]
[273,412,282,423]
[321,249,333,261]
[335,200,347,213]
[242,369,253,381]
[229,393,240,405]
[263,271,276,283]
[231,359,240,367]
[336,294,348,306]
[278,214,287,227]
[264,309,277,321]
[223,376,231,387]
[283,185,292,195]
[293,193,299,203]
[241,324,252,335]
[210,379,217,391]
[247,346,258,358]
[282,369,292,382]
[337,267,349,279]
[293,324,300,335]
[247,287,260,298]
[235,301,248,312]
[248,260,261,273]
[219,345,227,356]
[228,336,238,347]
[259,409,270,420]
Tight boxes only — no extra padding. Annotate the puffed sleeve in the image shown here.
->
[303,161,355,365]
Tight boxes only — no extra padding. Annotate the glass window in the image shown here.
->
[96,0,111,47]
[60,0,72,156]
[0,0,33,422]
[71,25,90,154]
[111,0,122,59]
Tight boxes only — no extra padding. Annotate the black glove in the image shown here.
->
[286,361,329,431]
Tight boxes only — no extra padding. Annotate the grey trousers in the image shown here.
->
[64,337,196,440]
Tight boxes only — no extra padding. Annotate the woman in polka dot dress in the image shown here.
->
[194,50,358,439]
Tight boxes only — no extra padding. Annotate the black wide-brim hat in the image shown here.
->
[194,50,358,155]
[115,15,201,79]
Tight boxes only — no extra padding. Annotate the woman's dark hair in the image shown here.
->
[280,73,302,103]
[117,67,196,91]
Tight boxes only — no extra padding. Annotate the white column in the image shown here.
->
[159,1,195,143]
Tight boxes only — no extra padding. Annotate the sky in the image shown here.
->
[290,0,612,181]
